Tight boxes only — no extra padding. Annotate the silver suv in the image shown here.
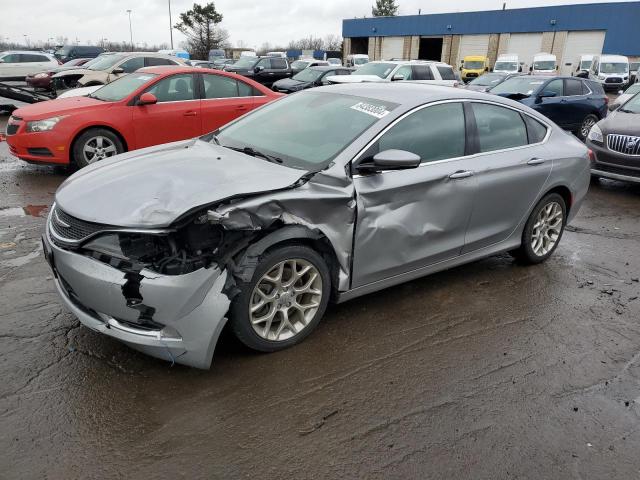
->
[326,60,459,87]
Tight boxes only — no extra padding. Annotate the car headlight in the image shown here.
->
[34,72,51,79]
[587,124,604,143]
[598,74,606,80]
[26,116,65,133]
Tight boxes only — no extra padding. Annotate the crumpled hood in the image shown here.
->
[326,75,384,84]
[273,78,306,89]
[52,68,90,78]
[55,138,307,228]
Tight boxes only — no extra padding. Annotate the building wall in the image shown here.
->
[487,33,500,66]
[497,33,510,57]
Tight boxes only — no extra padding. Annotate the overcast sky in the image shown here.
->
[2,0,635,49]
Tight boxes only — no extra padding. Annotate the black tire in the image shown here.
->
[72,128,124,168]
[512,193,567,265]
[229,244,331,352]
[577,114,599,142]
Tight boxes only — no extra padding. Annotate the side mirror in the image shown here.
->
[538,90,557,99]
[112,67,124,74]
[357,149,421,172]
[485,66,489,72]
[617,90,624,95]
[529,66,533,72]
[137,92,157,105]
[518,66,522,72]
[0,59,4,63]
[391,74,405,81]
[556,65,559,71]
[254,66,264,73]
[609,103,620,111]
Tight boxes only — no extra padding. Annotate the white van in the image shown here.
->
[266,51,287,58]
[346,54,369,69]
[589,54,630,91]
[493,54,521,74]
[239,50,257,58]
[531,53,557,75]
[573,54,594,75]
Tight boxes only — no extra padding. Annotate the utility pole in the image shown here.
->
[168,0,174,49]
[127,10,133,52]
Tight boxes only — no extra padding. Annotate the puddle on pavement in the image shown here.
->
[0,205,48,218]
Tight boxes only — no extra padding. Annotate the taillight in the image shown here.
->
[604,96,609,105]
[588,149,596,163]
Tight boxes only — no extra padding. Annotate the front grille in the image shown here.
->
[50,207,113,245]
[607,134,640,156]
[605,77,622,84]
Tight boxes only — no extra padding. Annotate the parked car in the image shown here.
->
[272,66,352,93]
[587,91,640,183]
[5,67,281,168]
[490,75,607,140]
[188,60,216,69]
[54,45,104,63]
[460,55,489,82]
[51,52,185,90]
[493,54,522,74]
[465,72,518,92]
[224,56,292,87]
[266,51,287,58]
[39,83,590,368]
[208,49,226,62]
[25,58,93,90]
[572,54,594,76]
[530,53,558,76]
[629,61,639,84]
[212,58,235,70]
[290,59,330,75]
[327,58,342,66]
[345,54,369,69]
[326,60,459,87]
[0,51,60,80]
[158,49,190,60]
[587,55,630,91]
[608,82,640,111]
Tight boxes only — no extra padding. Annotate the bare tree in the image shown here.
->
[323,34,343,51]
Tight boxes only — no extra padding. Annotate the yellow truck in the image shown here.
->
[460,56,489,83]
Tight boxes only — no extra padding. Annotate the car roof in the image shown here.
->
[1,50,54,55]
[598,54,629,62]
[308,65,348,71]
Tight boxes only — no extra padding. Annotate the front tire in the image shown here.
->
[512,193,566,265]
[577,114,598,142]
[229,245,331,352]
[72,128,124,168]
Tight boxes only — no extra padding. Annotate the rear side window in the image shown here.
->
[565,79,583,96]
[472,103,528,152]
[412,65,433,80]
[146,74,195,102]
[120,57,144,73]
[376,102,466,163]
[146,57,177,67]
[587,80,604,95]
[203,74,239,98]
[436,66,456,80]
[524,116,548,144]
[271,58,287,69]
[1,54,21,63]
[21,54,50,62]
[238,82,264,97]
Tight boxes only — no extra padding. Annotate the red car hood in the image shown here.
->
[13,96,110,120]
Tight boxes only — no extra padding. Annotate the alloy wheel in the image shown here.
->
[531,201,563,256]
[83,136,117,164]
[249,259,323,342]
[581,117,596,138]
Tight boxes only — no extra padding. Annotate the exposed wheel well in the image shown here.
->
[545,185,572,216]
[83,82,104,87]
[70,126,128,161]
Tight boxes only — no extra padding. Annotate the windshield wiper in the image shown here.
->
[223,145,283,164]
[618,108,636,113]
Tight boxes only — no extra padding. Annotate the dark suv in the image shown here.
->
[54,45,105,63]
[224,56,292,87]
[490,76,608,141]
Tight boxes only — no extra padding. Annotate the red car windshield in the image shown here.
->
[90,73,158,102]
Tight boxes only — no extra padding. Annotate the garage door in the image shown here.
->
[381,37,404,60]
[560,30,605,75]
[507,33,543,67]
[458,34,490,60]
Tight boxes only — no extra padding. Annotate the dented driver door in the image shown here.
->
[350,101,478,289]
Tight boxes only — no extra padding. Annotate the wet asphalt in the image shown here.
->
[1,113,640,479]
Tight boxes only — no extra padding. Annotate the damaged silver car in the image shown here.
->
[43,83,591,368]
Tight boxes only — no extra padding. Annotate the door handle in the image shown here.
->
[183,111,198,117]
[448,170,474,179]
[527,158,546,165]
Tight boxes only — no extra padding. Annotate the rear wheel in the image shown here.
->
[229,245,331,352]
[512,193,566,265]
[578,114,598,142]
[72,128,124,168]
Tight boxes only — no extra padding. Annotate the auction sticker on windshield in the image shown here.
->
[350,102,390,119]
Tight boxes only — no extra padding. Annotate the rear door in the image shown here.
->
[562,78,591,128]
[462,102,552,253]
[19,54,53,76]
[269,57,290,83]
[132,73,201,149]
[352,101,477,287]
[199,73,255,133]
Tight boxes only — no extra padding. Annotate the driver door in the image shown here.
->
[534,79,566,127]
[352,102,478,288]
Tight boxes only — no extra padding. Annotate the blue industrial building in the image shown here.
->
[342,2,640,73]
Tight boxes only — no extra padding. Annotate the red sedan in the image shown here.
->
[6,66,282,168]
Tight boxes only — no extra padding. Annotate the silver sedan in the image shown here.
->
[43,83,591,368]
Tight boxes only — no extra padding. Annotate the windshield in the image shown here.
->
[494,62,517,71]
[87,54,125,71]
[232,57,257,68]
[630,62,640,72]
[90,72,157,102]
[293,68,324,82]
[470,73,505,86]
[354,57,368,65]
[54,46,71,56]
[464,61,485,69]
[600,62,628,74]
[291,60,310,70]
[354,62,394,78]
[216,92,398,170]
[624,83,640,95]
[620,93,640,113]
[491,77,545,95]
[533,61,556,71]
[579,60,592,70]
